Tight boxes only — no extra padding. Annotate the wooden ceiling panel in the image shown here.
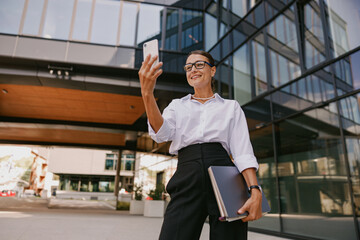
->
[0,84,146,125]
[0,127,126,146]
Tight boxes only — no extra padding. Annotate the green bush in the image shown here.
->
[148,184,165,200]
[116,201,130,210]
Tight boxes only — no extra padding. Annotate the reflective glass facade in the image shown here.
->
[206,1,360,239]
[0,0,359,239]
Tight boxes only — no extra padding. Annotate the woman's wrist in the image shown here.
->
[141,91,154,99]
[249,189,262,199]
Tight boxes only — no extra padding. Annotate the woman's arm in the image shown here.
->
[138,55,164,133]
[238,168,262,222]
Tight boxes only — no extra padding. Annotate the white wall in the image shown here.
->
[47,147,116,175]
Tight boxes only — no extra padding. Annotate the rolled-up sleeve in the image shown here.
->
[230,102,259,173]
[148,100,176,143]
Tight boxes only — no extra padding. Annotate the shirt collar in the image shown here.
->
[181,93,225,103]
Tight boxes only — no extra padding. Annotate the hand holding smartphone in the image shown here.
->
[143,39,159,69]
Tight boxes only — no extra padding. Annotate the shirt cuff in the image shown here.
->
[148,119,171,143]
[233,154,259,173]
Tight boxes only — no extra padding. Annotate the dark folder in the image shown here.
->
[208,166,271,222]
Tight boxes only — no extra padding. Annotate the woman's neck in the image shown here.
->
[193,89,214,99]
[191,89,215,103]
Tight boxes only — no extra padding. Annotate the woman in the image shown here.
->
[138,50,262,240]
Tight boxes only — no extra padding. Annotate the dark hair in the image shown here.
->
[187,50,216,91]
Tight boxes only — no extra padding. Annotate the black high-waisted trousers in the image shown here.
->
[159,142,248,240]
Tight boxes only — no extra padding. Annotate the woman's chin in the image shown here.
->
[188,80,209,89]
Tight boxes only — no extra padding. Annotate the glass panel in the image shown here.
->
[301,1,326,69]
[266,1,279,21]
[161,52,187,73]
[91,0,120,45]
[231,0,247,18]
[205,12,217,51]
[164,9,179,51]
[80,181,88,191]
[0,0,25,35]
[233,43,251,105]
[232,10,258,52]
[70,179,79,191]
[333,50,360,97]
[269,49,301,88]
[324,0,360,58]
[267,5,299,57]
[276,109,356,239]
[253,2,265,28]
[245,1,266,29]
[249,124,281,231]
[342,93,360,227]
[243,99,278,230]
[166,9,178,30]
[252,34,267,95]
[136,3,163,46]
[42,0,74,40]
[22,0,44,35]
[214,59,230,99]
[105,159,114,170]
[91,181,99,192]
[272,56,338,120]
[121,159,135,171]
[119,2,137,46]
[72,0,92,41]
[182,9,203,51]
[99,181,110,192]
[219,21,227,40]
[249,0,256,9]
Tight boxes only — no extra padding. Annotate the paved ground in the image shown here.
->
[0,197,292,240]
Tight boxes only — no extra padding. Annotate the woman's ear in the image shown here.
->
[211,66,216,77]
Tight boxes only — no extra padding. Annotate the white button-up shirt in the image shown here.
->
[148,93,259,173]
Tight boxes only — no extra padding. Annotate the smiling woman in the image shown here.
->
[138,50,262,240]
[184,50,216,96]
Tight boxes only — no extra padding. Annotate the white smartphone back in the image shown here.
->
[143,39,159,68]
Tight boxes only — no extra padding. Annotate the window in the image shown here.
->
[231,0,247,18]
[252,36,267,95]
[119,2,137,46]
[275,107,356,239]
[105,153,117,170]
[324,0,360,58]
[121,153,135,171]
[42,0,74,40]
[136,3,163,46]
[205,13,217,51]
[22,0,44,35]
[105,159,114,170]
[164,9,179,50]
[233,43,251,105]
[270,49,301,88]
[72,0,92,41]
[299,2,326,69]
[0,0,25,35]
[91,0,120,45]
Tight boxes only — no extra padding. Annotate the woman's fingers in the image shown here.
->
[139,56,162,78]
[143,55,159,72]
[153,68,163,79]
[150,61,163,74]
[138,55,163,95]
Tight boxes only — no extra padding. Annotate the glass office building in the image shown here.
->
[0,0,359,239]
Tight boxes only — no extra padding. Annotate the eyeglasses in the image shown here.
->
[183,61,214,72]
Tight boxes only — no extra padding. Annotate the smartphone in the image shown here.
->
[143,39,159,69]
